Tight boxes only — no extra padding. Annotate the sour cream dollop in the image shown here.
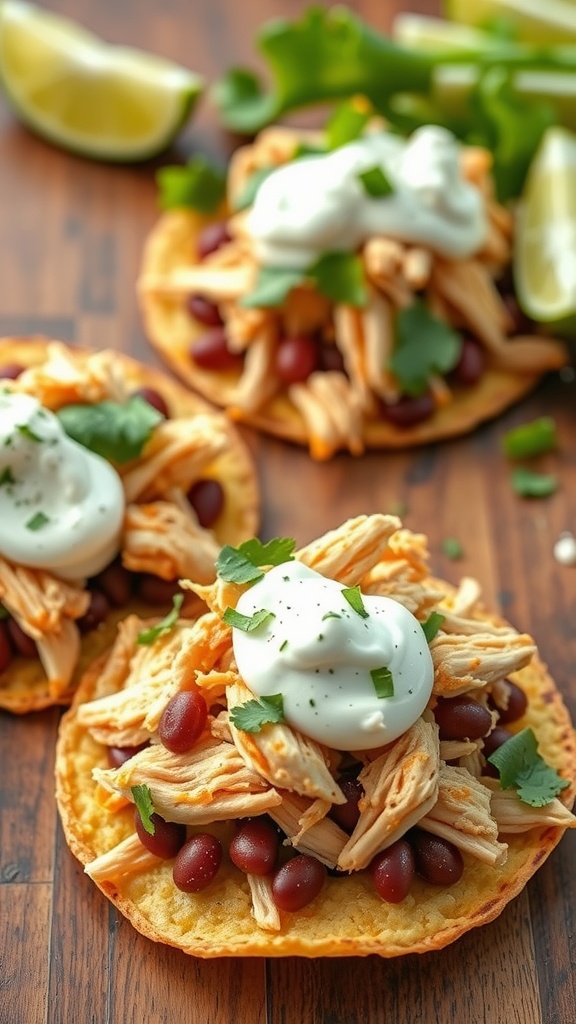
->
[0,392,125,580]
[232,561,434,750]
[247,126,486,268]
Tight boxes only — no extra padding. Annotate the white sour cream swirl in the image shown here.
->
[0,391,125,580]
[232,561,434,750]
[247,125,486,268]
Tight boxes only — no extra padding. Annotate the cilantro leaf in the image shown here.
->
[222,607,275,632]
[358,166,394,198]
[137,594,184,646]
[26,511,50,532]
[232,166,276,212]
[442,537,463,560]
[487,728,569,807]
[229,693,285,733]
[131,784,156,835]
[390,300,462,397]
[17,423,43,442]
[216,537,295,584]
[370,666,394,699]
[241,266,306,309]
[421,611,444,643]
[502,417,557,460]
[342,585,369,618]
[0,467,15,486]
[309,251,367,307]
[326,98,372,150]
[156,156,226,213]
[511,467,558,498]
[57,397,163,465]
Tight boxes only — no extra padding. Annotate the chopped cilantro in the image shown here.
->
[280,639,288,651]
[131,784,156,835]
[390,300,462,397]
[229,693,285,732]
[442,537,463,560]
[358,165,394,198]
[232,165,275,211]
[57,397,163,465]
[216,537,295,585]
[342,585,369,618]
[487,728,569,807]
[137,594,183,646]
[17,423,43,442]
[326,98,372,150]
[322,611,341,621]
[241,266,306,309]
[370,666,394,699]
[156,156,226,213]
[511,467,558,498]
[309,251,367,307]
[0,467,15,486]
[26,511,50,531]
[502,417,557,460]
[223,607,275,632]
[421,611,444,643]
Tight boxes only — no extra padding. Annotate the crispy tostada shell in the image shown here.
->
[55,518,576,958]
[0,336,259,714]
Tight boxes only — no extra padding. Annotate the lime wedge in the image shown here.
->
[514,126,576,331]
[443,0,576,44]
[0,0,203,161]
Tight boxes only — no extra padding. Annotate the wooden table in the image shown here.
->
[1,2,575,1022]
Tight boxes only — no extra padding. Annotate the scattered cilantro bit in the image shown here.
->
[131,784,156,835]
[502,417,557,460]
[229,693,285,732]
[239,537,296,567]
[156,156,226,213]
[309,251,367,307]
[241,266,306,309]
[293,141,327,159]
[280,639,288,651]
[511,467,558,498]
[216,537,295,585]
[421,611,444,643]
[342,585,369,618]
[358,165,394,198]
[442,537,463,560]
[487,727,569,807]
[223,607,275,632]
[0,467,15,486]
[17,423,43,442]
[326,98,372,150]
[57,397,163,465]
[137,594,183,646]
[370,666,394,699]
[322,611,341,621]
[26,511,50,531]
[390,300,462,397]
[232,165,275,212]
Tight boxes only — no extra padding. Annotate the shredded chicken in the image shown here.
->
[85,832,163,882]
[430,631,536,697]
[418,764,508,865]
[289,371,366,460]
[15,342,127,409]
[485,779,576,833]
[297,514,401,584]
[268,792,349,868]
[122,497,220,584]
[120,415,228,503]
[247,874,281,932]
[338,718,440,871]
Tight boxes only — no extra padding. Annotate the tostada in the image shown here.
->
[0,337,258,713]
[55,514,576,957]
[138,122,568,460]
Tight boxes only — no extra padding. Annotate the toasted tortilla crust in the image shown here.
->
[55,592,576,958]
[138,209,552,451]
[0,337,259,714]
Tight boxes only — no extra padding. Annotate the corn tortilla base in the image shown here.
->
[55,596,576,958]
[0,337,259,713]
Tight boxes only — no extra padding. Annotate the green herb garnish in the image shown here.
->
[487,727,569,807]
[421,611,444,643]
[229,693,285,733]
[216,537,295,585]
[511,467,558,498]
[502,417,557,460]
[390,300,462,397]
[57,397,163,465]
[241,266,306,309]
[222,607,275,633]
[156,156,226,213]
[342,585,369,618]
[442,537,463,560]
[0,467,15,486]
[17,424,43,442]
[232,165,276,212]
[137,594,184,646]
[309,250,367,307]
[26,511,50,531]
[326,98,372,149]
[358,165,394,198]
[370,666,394,699]
[322,611,342,621]
[131,784,156,835]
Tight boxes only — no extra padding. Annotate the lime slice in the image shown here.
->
[0,0,203,161]
[443,0,576,44]
[514,126,576,331]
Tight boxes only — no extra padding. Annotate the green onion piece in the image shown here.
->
[502,417,557,459]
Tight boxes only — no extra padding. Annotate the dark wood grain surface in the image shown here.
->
[1,2,575,1022]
